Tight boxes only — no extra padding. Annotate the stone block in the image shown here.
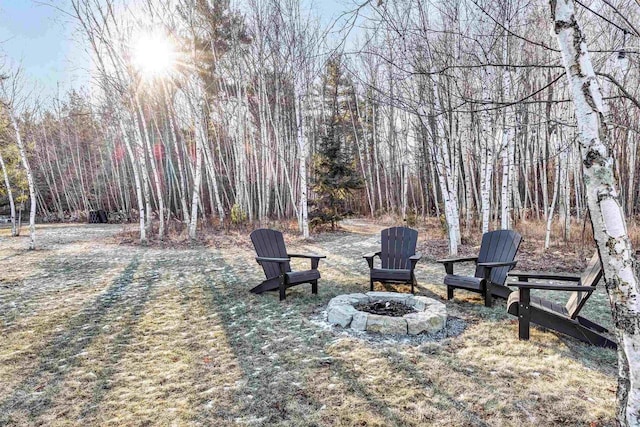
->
[366,292,410,304]
[366,314,408,334]
[410,296,446,312]
[351,312,368,331]
[327,304,358,327]
[327,293,370,309]
[404,311,446,335]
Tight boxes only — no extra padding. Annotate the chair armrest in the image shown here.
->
[288,253,325,269]
[436,256,478,264]
[438,256,478,275]
[363,251,381,269]
[510,281,596,292]
[255,256,290,264]
[477,261,518,268]
[508,271,581,282]
[477,261,518,281]
[409,253,422,269]
[287,253,326,259]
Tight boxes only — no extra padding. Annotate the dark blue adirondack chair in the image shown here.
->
[250,229,325,301]
[507,252,616,348]
[438,230,522,307]
[363,227,422,294]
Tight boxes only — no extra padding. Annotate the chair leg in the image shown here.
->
[312,280,318,295]
[484,292,492,307]
[518,288,530,340]
[447,286,454,300]
[410,272,416,294]
[484,283,492,307]
[279,276,286,301]
[577,315,608,333]
[370,278,374,291]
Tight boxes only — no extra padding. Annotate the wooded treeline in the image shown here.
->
[0,0,638,250]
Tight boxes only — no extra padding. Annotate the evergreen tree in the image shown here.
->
[310,55,362,230]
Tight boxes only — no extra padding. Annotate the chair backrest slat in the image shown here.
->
[566,252,602,319]
[474,230,522,286]
[250,229,292,279]
[380,227,418,269]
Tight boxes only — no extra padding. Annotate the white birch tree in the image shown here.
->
[0,66,36,249]
[7,112,36,249]
[551,0,640,423]
[0,146,17,236]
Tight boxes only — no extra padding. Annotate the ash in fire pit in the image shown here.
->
[327,292,447,335]
[355,300,416,317]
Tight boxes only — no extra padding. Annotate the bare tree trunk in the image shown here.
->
[426,69,460,254]
[0,149,17,236]
[189,99,205,240]
[10,114,36,249]
[551,1,640,424]
[350,96,375,217]
[626,131,636,217]
[118,118,147,244]
[500,47,516,230]
[295,89,309,238]
[132,112,153,237]
[201,130,225,224]
[479,68,494,233]
[500,124,514,230]
[137,100,165,240]
[544,146,560,249]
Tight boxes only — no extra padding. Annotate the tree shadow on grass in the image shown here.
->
[0,256,158,424]
[205,229,614,425]
[328,354,491,427]
[196,265,373,424]
[198,258,490,426]
[77,271,159,421]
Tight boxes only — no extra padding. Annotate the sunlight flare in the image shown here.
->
[131,32,176,78]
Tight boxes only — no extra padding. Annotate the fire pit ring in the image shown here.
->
[327,292,447,335]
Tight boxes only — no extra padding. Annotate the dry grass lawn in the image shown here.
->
[0,219,618,426]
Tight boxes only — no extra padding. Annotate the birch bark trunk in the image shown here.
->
[10,114,36,250]
[0,149,17,236]
[427,70,460,254]
[479,68,494,233]
[118,117,146,244]
[163,84,191,225]
[295,87,309,239]
[500,44,515,230]
[137,100,165,240]
[551,1,640,424]
[201,128,225,224]
[500,122,514,230]
[544,143,560,249]
[189,106,204,240]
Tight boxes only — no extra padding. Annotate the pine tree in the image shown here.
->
[310,55,362,230]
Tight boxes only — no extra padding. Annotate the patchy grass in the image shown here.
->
[0,220,618,426]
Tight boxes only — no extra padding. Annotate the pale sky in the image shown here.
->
[0,0,348,104]
[0,1,90,102]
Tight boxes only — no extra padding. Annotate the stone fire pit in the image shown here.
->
[327,292,447,335]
